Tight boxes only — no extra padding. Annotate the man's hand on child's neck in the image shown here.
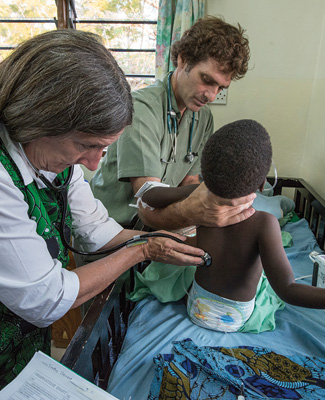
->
[180,183,256,228]
[211,192,256,227]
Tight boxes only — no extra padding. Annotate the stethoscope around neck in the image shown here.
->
[162,72,197,164]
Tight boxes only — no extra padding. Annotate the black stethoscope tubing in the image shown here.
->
[38,164,74,192]
[58,188,211,266]
[58,185,211,266]
[59,189,186,257]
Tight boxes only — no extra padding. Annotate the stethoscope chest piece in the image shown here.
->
[199,252,212,267]
[185,152,198,164]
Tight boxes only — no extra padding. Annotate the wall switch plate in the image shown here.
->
[211,88,228,105]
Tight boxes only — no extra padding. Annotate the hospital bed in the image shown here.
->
[60,178,325,399]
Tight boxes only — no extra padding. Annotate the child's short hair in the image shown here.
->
[201,119,272,198]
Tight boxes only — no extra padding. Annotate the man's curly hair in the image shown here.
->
[201,120,272,199]
[171,16,250,80]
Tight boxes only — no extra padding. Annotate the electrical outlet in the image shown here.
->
[211,88,228,105]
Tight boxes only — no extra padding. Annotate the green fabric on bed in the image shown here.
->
[281,231,293,247]
[239,274,285,332]
[279,212,299,246]
[129,264,196,303]
[279,211,299,226]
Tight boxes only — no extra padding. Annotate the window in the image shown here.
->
[0,0,158,89]
[75,0,158,90]
[0,0,57,61]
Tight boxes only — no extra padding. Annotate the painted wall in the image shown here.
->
[301,11,325,198]
[206,0,325,198]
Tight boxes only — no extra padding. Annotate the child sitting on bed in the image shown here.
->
[137,119,325,332]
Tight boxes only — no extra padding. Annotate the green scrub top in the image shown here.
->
[90,73,214,227]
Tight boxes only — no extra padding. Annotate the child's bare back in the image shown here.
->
[196,211,278,302]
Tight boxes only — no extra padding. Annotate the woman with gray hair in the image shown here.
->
[0,29,206,388]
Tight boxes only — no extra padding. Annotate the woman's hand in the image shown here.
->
[73,229,205,307]
[141,230,205,266]
[181,182,256,227]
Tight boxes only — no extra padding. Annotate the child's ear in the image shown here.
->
[259,179,266,192]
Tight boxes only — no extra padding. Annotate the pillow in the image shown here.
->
[253,192,295,219]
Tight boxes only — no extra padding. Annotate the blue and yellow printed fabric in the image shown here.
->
[148,339,325,399]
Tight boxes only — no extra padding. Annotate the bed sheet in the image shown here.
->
[107,219,325,400]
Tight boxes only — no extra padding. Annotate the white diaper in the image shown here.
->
[187,280,255,332]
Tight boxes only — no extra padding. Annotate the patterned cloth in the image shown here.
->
[155,0,205,80]
[148,339,325,399]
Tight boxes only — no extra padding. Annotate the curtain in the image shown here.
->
[155,0,206,80]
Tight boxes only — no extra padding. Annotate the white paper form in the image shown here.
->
[0,351,118,400]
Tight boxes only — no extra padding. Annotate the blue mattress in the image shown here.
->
[107,219,325,399]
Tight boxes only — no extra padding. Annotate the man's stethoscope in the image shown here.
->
[19,143,212,265]
[162,72,198,164]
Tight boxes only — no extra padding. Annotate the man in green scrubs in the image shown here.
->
[91,16,253,231]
